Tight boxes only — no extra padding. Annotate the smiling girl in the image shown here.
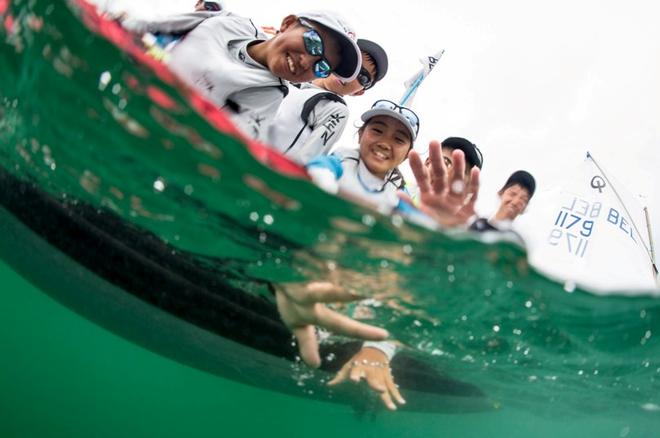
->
[307,99,419,212]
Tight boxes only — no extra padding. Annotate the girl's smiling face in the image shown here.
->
[358,115,412,179]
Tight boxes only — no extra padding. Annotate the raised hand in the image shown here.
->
[401,140,480,227]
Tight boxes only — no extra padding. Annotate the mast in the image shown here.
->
[644,207,659,277]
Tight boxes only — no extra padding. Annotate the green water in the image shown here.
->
[1,0,660,436]
[2,260,654,437]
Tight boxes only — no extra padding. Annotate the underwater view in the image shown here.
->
[1,1,659,436]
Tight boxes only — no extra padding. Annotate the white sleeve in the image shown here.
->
[121,11,225,34]
[294,100,349,164]
[362,341,397,361]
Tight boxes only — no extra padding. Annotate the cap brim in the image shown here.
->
[361,108,417,141]
[329,31,360,81]
[357,39,388,82]
[297,11,361,82]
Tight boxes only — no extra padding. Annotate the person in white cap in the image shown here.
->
[306,99,419,212]
[266,39,389,164]
[120,10,361,141]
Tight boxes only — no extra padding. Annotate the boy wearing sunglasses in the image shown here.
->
[120,10,360,141]
[266,39,389,164]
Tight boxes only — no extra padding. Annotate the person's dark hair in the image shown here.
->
[441,137,483,169]
[499,170,536,198]
[356,39,388,85]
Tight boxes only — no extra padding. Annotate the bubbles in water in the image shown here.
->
[258,232,267,243]
[153,178,165,192]
[619,426,630,437]
[492,325,500,333]
[263,214,274,225]
[402,244,413,255]
[563,280,576,293]
[447,264,455,273]
[111,83,122,95]
[391,214,404,228]
[184,185,194,195]
[249,212,259,222]
[361,214,376,227]
[641,403,660,412]
[98,71,111,91]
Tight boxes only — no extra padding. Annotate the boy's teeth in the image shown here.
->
[287,56,295,74]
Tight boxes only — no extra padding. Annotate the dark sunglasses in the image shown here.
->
[298,18,333,78]
[357,67,374,90]
[202,1,222,11]
[370,99,420,136]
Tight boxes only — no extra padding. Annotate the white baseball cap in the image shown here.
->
[297,10,361,82]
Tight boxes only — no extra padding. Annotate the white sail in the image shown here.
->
[522,154,658,295]
[399,50,444,107]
